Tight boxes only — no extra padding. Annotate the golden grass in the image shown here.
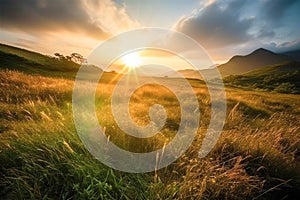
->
[0,70,300,199]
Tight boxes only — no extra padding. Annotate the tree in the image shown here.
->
[65,56,72,61]
[71,53,84,64]
[54,53,65,60]
[54,52,85,64]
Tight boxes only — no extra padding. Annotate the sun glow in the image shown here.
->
[121,52,142,68]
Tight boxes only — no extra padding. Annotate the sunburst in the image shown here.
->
[121,52,142,68]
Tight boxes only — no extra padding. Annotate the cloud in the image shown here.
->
[265,40,300,52]
[82,0,140,34]
[262,0,298,22]
[0,0,139,40]
[252,0,299,39]
[174,0,253,49]
[173,0,300,62]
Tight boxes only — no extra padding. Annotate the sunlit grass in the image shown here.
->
[0,70,300,199]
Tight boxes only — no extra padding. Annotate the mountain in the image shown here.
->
[223,61,300,93]
[217,48,293,77]
[163,49,294,79]
[0,43,80,78]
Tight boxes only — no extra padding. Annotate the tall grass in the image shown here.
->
[0,70,299,199]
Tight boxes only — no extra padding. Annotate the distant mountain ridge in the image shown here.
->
[160,47,300,93]
[163,48,295,79]
[217,48,293,76]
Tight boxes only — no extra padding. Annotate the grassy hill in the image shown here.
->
[0,43,80,78]
[224,61,300,93]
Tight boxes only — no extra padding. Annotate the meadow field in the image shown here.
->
[0,69,299,199]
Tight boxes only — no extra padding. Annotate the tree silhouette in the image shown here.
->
[54,52,85,64]
[71,53,84,64]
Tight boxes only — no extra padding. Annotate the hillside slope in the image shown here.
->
[224,61,300,93]
[0,43,80,78]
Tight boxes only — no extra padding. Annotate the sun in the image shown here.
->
[121,52,142,68]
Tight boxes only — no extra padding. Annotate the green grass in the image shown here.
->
[224,61,300,93]
[1,69,300,199]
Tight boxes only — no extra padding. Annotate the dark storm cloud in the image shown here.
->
[175,0,253,48]
[262,0,298,21]
[175,0,300,52]
[256,0,300,51]
[0,0,111,39]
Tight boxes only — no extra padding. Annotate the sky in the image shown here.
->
[1,0,300,65]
